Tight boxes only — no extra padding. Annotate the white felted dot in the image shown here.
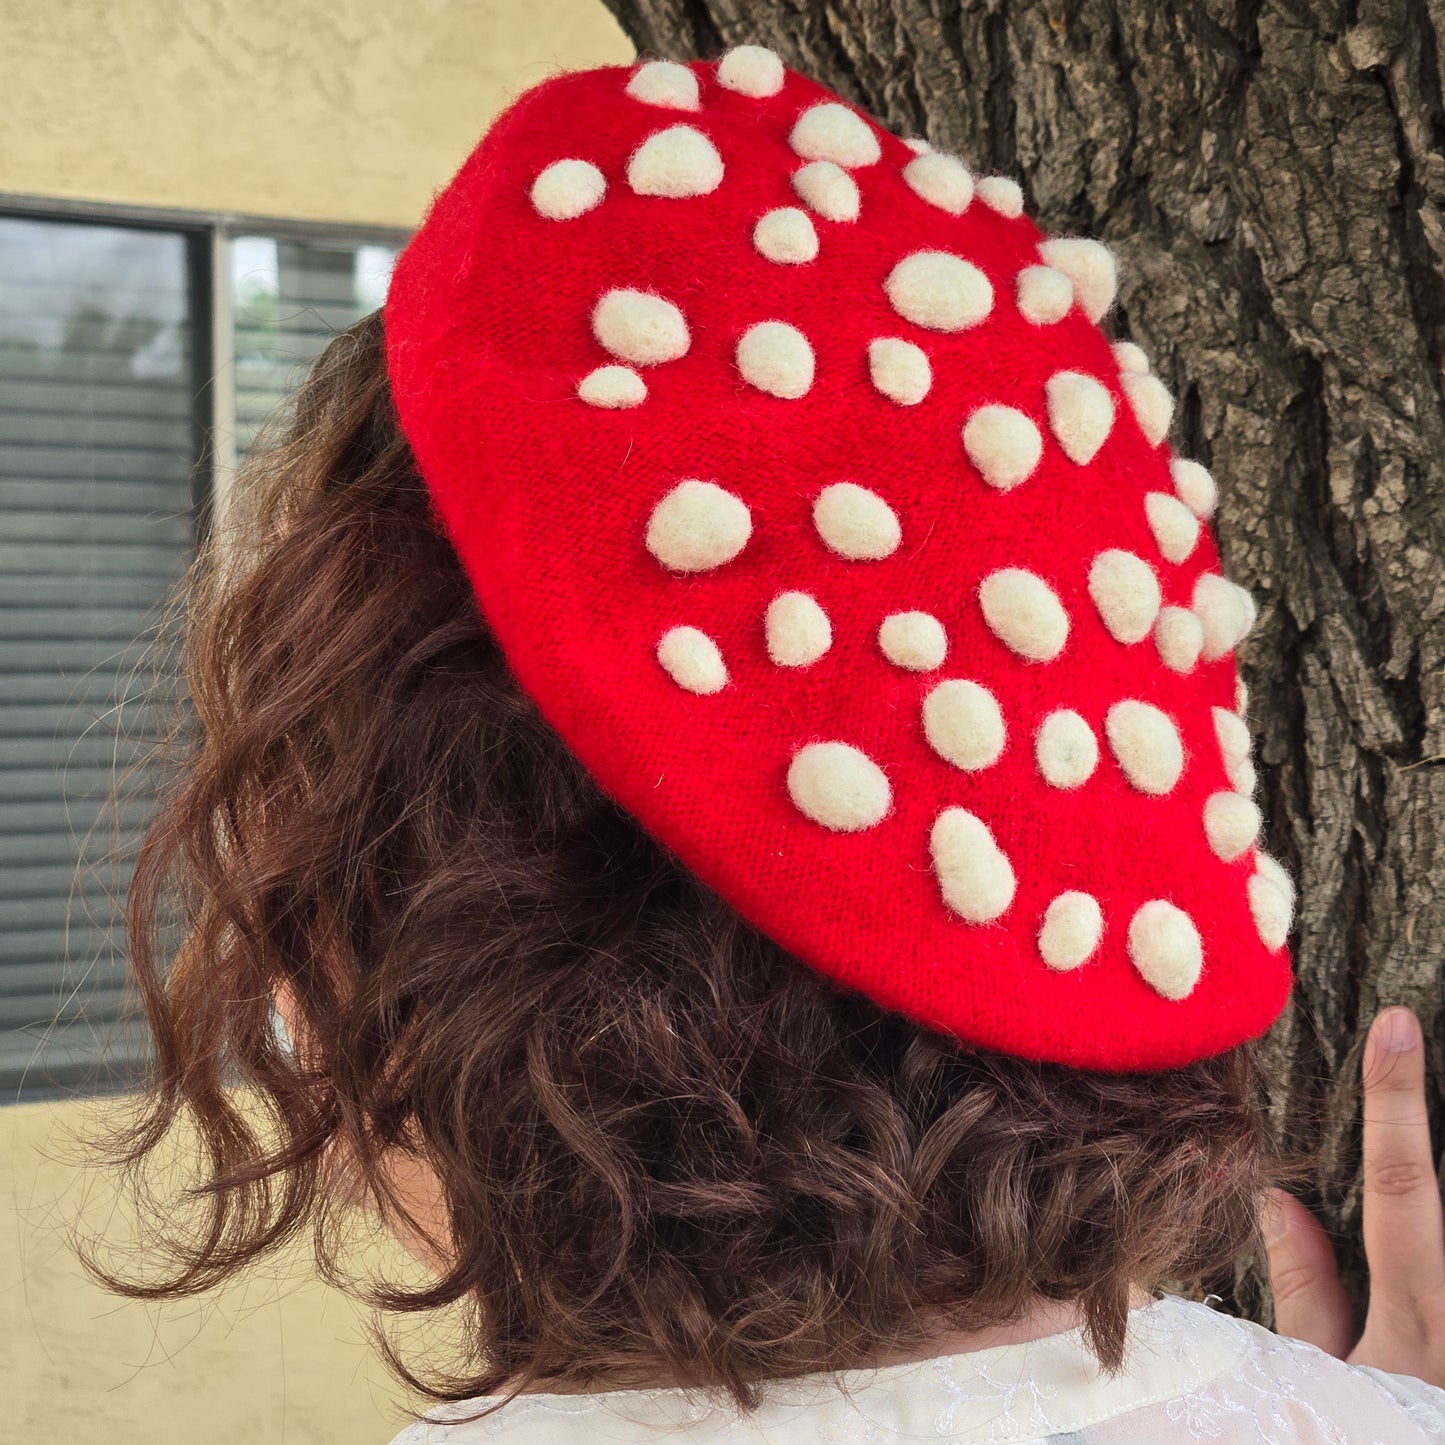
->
[578,365,647,409]
[791,160,861,222]
[1212,705,1253,774]
[1128,900,1203,1000]
[902,153,974,214]
[1106,700,1185,796]
[962,406,1043,491]
[766,592,832,667]
[1255,849,1297,909]
[1037,237,1117,323]
[1088,550,1161,645]
[922,679,1006,771]
[788,742,891,832]
[902,136,933,155]
[1171,457,1219,519]
[1045,371,1115,465]
[1035,710,1099,789]
[976,176,1024,217]
[1193,573,1257,661]
[813,483,901,561]
[1123,372,1175,447]
[530,159,607,220]
[1213,707,1255,793]
[657,626,727,694]
[593,289,690,366]
[878,611,946,671]
[868,338,931,406]
[753,207,819,264]
[736,321,815,399]
[627,125,724,198]
[1144,491,1202,564]
[931,808,1016,923]
[1235,674,1250,715]
[1039,892,1104,971]
[1248,873,1292,951]
[1112,340,1149,375]
[884,251,993,332]
[1154,605,1204,673]
[1250,850,1295,948]
[789,102,881,168]
[1016,266,1074,325]
[1204,791,1262,861]
[626,60,701,111]
[716,44,785,98]
[978,568,1069,662]
[646,479,751,572]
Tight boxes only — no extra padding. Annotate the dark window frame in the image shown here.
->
[1,190,408,539]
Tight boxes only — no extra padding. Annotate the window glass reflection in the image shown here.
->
[232,235,397,456]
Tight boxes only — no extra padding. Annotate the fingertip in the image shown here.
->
[1364,1007,1427,1096]
[1370,1005,1421,1055]
[1263,1188,1328,1252]
[1260,1188,1291,1247]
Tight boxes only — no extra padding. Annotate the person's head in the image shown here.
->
[99,50,1303,1411]
[104,309,1290,1407]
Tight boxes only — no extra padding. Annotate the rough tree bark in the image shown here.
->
[599,0,1445,1327]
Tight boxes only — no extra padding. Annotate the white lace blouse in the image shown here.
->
[389,1293,1445,1443]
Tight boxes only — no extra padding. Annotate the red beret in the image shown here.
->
[384,49,1294,1070]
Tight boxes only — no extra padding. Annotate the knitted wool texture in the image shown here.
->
[384,52,1295,1071]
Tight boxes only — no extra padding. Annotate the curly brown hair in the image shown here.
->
[93,311,1301,1411]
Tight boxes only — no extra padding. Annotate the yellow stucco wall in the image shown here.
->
[1,3,634,1440]
[0,0,633,228]
[3,1098,417,1442]
[1,1098,427,1439]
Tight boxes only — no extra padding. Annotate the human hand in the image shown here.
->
[1263,1006,1445,1386]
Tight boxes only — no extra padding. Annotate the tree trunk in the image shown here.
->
[599,0,1445,1329]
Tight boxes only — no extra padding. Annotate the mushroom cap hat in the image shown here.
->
[384,49,1295,1071]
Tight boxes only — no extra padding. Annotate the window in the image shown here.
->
[0,203,403,1101]
[232,237,398,458]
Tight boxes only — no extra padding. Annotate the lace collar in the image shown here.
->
[413,1294,1250,1442]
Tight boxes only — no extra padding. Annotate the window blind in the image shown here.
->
[234,238,397,456]
[0,213,399,1102]
[0,216,196,1099]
